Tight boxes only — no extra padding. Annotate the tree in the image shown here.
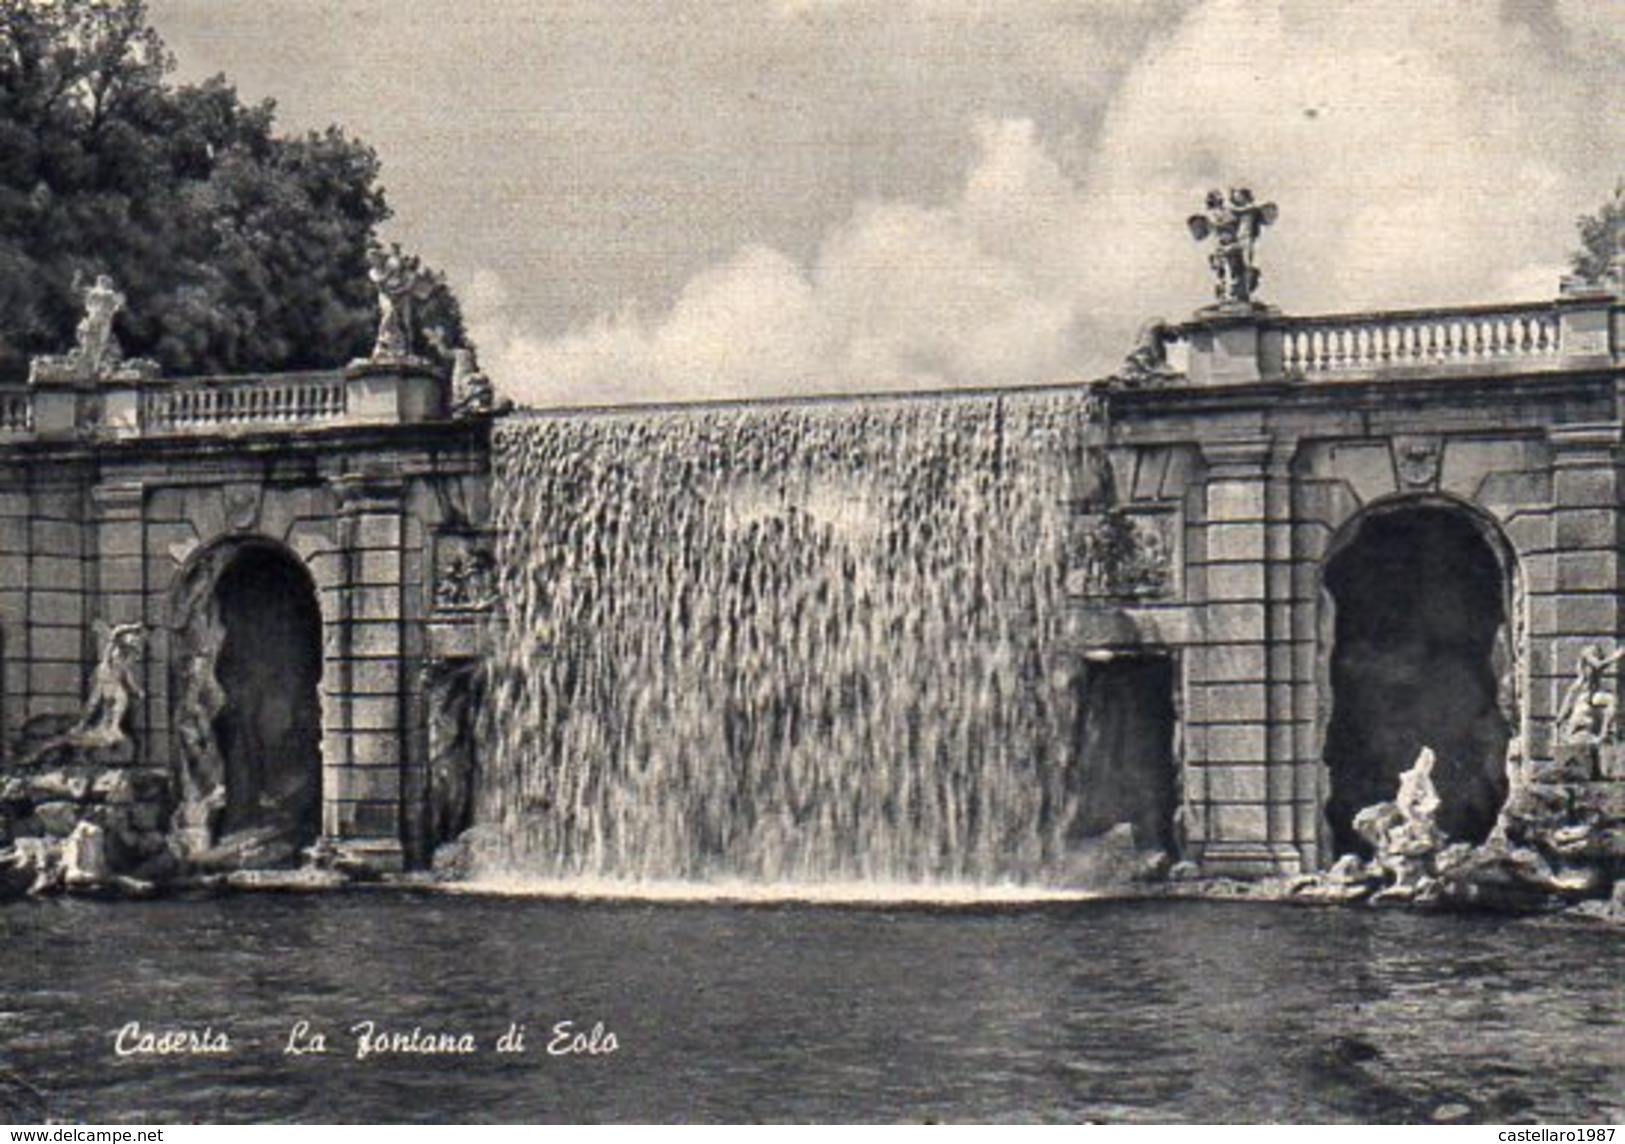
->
[0,0,463,381]
[1570,181,1625,286]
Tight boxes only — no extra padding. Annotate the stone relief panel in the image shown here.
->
[1070,508,1178,601]
[433,531,498,613]
[1392,435,1442,490]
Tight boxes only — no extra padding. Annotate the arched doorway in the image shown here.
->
[1321,500,1518,856]
[171,538,323,861]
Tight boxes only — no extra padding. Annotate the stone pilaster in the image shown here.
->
[1535,424,1623,761]
[1187,437,1300,873]
[326,472,409,869]
[91,480,149,761]
[0,474,27,756]
[26,476,90,724]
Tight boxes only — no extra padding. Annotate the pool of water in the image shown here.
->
[0,892,1618,1123]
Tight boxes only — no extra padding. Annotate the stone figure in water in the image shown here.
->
[1187,187,1277,305]
[367,243,443,361]
[172,602,230,854]
[19,624,145,766]
[1556,643,1624,745]
[1351,746,1445,900]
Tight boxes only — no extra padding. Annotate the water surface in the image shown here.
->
[0,894,1617,1123]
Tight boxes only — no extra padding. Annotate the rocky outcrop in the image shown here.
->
[0,764,175,895]
[1289,744,1624,914]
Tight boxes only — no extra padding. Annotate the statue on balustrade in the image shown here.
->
[27,274,159,384]
[367,243,444,362]
[76,275,125,373]
[449,347,513,418]
[1187,187,1278,305]
[1111,317,1181,388]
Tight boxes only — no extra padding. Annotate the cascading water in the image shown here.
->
[480,389,1094,887]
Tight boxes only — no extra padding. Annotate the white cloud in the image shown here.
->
[469,0,1623,407]
[475,118,1096,406]
[1077,0,1618,320]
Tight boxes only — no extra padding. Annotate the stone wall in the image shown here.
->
[0,371,493,873]
[1085,290,1625,877]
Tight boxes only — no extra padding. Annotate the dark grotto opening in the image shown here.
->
[1070,654,1179,855]
[212,545,324,848]
[1323,505,1512,855]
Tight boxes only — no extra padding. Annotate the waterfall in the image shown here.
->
[480,389,1091,886]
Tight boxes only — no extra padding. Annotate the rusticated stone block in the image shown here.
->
[1208,802,1267,842]
[31,592,84,627]
[1200,764,1268,802]
[338,800,398,836]
[1205,522,1265,563]
[346,657,402,696]
[1206,481,1266,522]
[1547,594,1612,640]
[349,732,402,768]
[29,625,84,664]
[1193,682,1268,725]
[1554,551,1615,594]
[1191,643,1266,684]
[356,514,402,549]
[1202,724,1268,763]
[1552,467,1615,509]
[345,696,400,732]
[1205,602,1267,641]
[334,765,401,801]
[355,549,401,586]
[31,521,84,558]
[347,621,401,658]
[1554,508,1616,550]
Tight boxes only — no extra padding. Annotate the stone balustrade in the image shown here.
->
[1180,289,1620,388]
[141,373,349,431]
[0,360,450,441]
[0,390,32,437]
[1278,303,1562,377]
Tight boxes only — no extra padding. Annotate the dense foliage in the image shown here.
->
[0,0,463,380]
[1570,181,1625,286]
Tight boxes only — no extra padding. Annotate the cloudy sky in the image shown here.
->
[148,0,1623,406]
